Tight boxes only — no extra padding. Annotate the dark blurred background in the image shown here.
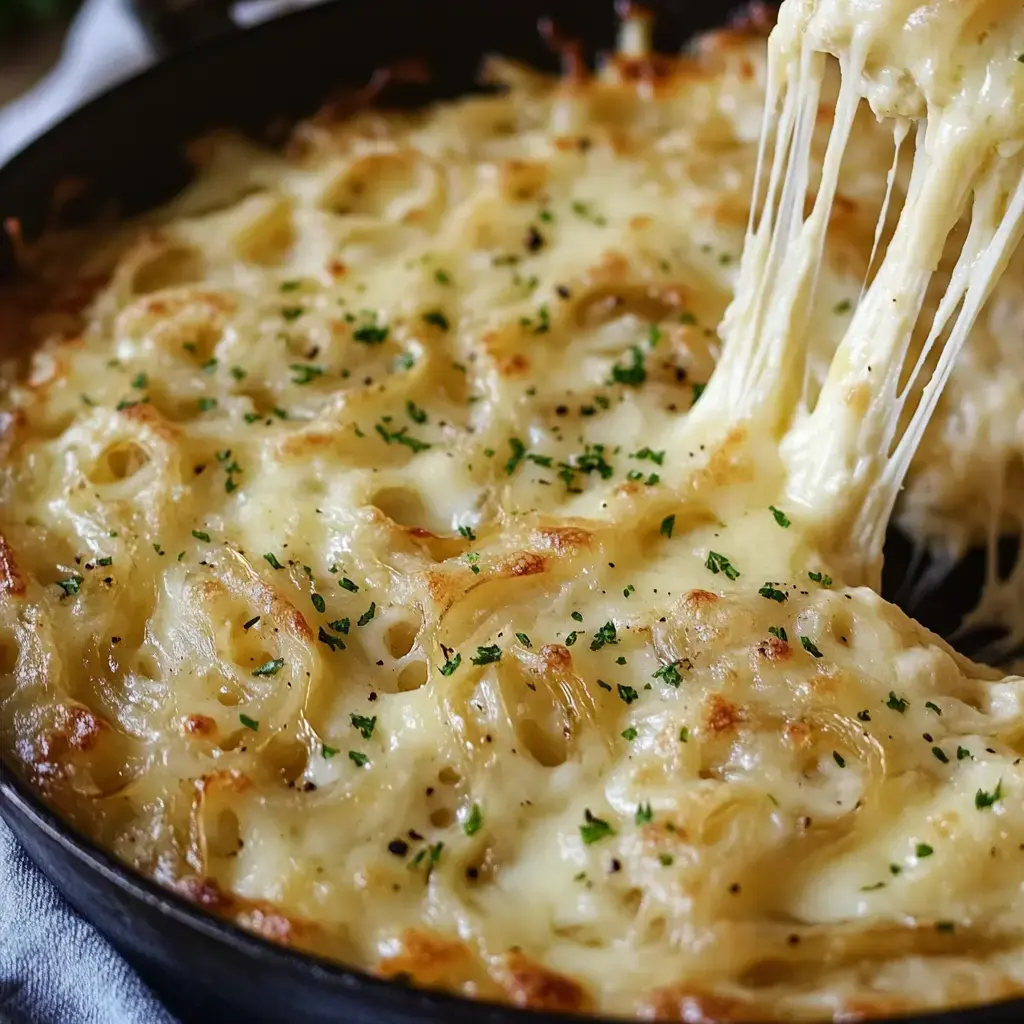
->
[0,0,77,107]
[0,0,76,35]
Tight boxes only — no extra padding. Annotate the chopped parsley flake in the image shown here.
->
[239,714,259,731]
[434,269,451,285]
[197,397,217,412]
[571,611,583,622]
[975,780,1003,809]
[350,714,376,739]
[660,514,675,539]
[768,625,788,641]
[353,318,389,344]
[422,310,449,331]
[916,843,934,858]
[691,382,706,403]
[800,635,823,658]
[631,447,665,465]
[357,602,376,627]
[832,751,846,767]
[635,802,653,825]
[458,525,476,541]
[617,684,639,705]
[570,199,607,225]
[191,530,211,543]
[621,727,638,741]
[515,632,532,648]
[264,552,283,570]
[462,803,483,836]
[589,621,618,651]
[769,506,791,528]
[328,618,350,634]
[653,662,683,688]
[322,744,338,759]
[471,644,501,666]
[311,593,326,613]
[886,692,909,713]
[131,372,148,390]
[349,750,369,768]
[706,551,740,581]
[96,556,113,567]
[505,437,528,475]
[375,423,431,453]
[440,651,462,676]
[925,701,942,715]
[579,809,615,845]
[561,443,614,487]
[318,627,346,651]
[808,570,833,586]
[957,745,973,761]
[658,853,674,867]
[56,575,83,596]
[609,345,646,386]
[679,726,689,742]
[290,363,323,385]
[565,631,578,646]
[339,577,359,592]
[932,747,949,764]
[252,658,284,677]
[280,306,305,321]
[406,400,428,424]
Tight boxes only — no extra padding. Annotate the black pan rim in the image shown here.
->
[0,766,584,1023]
[5,763,1024,1024]
[0,0,440,177]
[2,3,1024,1021]
[0,0,328,176]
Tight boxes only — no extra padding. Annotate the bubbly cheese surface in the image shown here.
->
[3,7,1024,1020]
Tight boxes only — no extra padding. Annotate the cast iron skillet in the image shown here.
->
[0,2,1020,1022]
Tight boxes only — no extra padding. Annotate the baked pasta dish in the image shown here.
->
[3,0,1024,1018]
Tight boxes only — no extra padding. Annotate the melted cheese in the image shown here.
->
[3,7,1024,1020]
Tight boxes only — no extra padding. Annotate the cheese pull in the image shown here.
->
[690,0,1024,589]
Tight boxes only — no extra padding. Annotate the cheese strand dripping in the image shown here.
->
[692,0,1024,589]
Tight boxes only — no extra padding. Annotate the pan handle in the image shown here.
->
[127,0,238,56]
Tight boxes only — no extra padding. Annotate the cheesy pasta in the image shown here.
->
[2,3,1024,1019]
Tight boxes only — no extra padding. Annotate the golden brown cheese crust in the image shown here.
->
[3,14,1024,1021]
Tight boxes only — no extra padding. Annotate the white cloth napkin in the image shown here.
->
[0,817,179,1024]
